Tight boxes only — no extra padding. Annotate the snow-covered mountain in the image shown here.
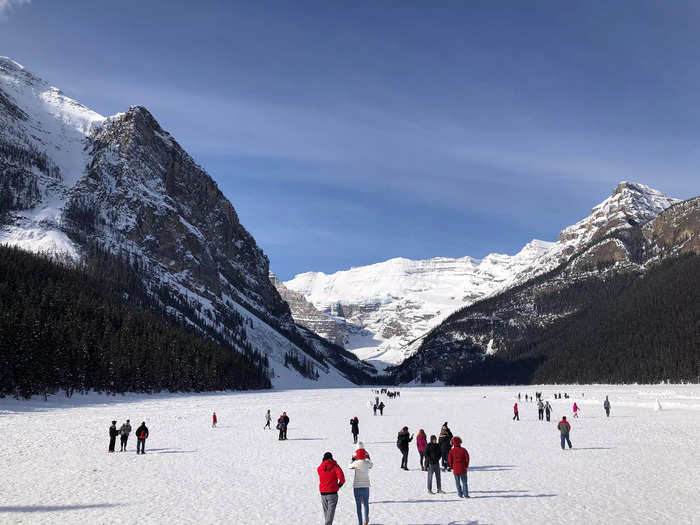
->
[283,182,681,369]
[0,57,373,388]
[283,239,554,367]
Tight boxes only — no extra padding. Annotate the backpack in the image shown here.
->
[139,429,146,439]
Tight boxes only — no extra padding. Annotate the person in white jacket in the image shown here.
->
[348,442,373,525]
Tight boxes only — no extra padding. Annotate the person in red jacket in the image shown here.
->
[212,412,217,428]
[447,436,470,498]
[318,452,345,525]
[513,402,519,420]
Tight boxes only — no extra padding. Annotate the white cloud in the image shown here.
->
[0,0,30,18]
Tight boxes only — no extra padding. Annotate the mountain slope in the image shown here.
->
[0,57,373,388]
[284,240,554,366]
[394,194,700,384]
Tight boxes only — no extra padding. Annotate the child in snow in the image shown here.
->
[513,403,519,421]
[349,442,373,525]
[573,402,580,418]
[212,412,217,428]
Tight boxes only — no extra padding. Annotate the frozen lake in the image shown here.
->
[1,385,699,524]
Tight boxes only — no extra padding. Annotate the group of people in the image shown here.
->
[107,420,149,454]
[370,395,387,416]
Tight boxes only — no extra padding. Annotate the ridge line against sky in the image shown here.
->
[1,0,698,279]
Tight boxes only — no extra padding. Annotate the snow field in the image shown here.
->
[1,385,699,524]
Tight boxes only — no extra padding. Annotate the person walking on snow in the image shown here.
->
[212,412,217,428]
[513,403,519,421]
[448,436,470,498]
[136,421,149,454]
[119,420,131,451]
[537,399,544,420]
[108,421,118,453]
[378,401,385,415]
[573,402,580,418]
[264,409,271,429]
[348,442,373,525]
[425,435,444,494]
[558,416,572,450]
[397,426,414,470]
[604,396,611,417]
[350,416,360,444]
[544,401,552,422]
[318,452,345,525]
[416,429,428,471]
[438,423,453,471]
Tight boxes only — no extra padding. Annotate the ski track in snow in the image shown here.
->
[1,385,699,524]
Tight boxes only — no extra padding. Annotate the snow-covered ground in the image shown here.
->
[1,385,698,524]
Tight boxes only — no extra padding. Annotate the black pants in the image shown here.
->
[352,432,358,444]
[137,438,146,454]
[108,436,116,452]
[400,448,409,469]
[419,451,426,470]
[538,409,544,420]
[546,412,551,422]
[513,412,519,420]
[264,420,271,429]
[605,408,610,417]
[440,448,450,470]
[120,435,129,451]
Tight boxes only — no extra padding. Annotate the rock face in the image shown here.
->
[270,273,352,347]
[394,190,698,384]
[0,57,374,387]
[284,240,554,366]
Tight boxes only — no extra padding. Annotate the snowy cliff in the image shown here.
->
[0,57,372,388]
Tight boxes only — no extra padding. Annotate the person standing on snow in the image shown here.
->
[264,409,271,429]
[136,421,149,454]
[416,429,428,471]
[513,403,519,421]
[438,423,453,471]
[544,401,552,422]
[397,426,414,470]
[604,396,611,417]
[558,416,572,450]
[425,435,444,494]
[537,399,545,421]
[372,403,378,416]
[108,421,118,453]
[318,451,345,525]
[448,436,470,498]
[119,420,132,452]
[378,402,385,415]
[350,416,360,444]
[212,412,217,428]
[348,443,373,525]
[573,402,580,418]
[277,413,287,440]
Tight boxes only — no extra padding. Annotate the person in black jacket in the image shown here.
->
[350,416,359,444]
[135,421,149,454]
[108,421,118,453]
[397,426,414,470]
[119,420,132,452]
[438,423,453,471]
[425,435,444,494]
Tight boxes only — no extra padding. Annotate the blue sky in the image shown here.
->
[2,1,699,279]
